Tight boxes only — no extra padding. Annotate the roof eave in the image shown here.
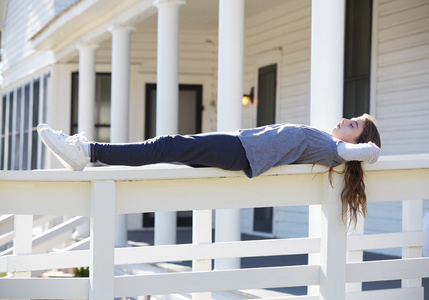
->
[31,0,155,54]
[30,0,97,50]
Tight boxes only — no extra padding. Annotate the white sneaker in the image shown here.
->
[37,124,90,171]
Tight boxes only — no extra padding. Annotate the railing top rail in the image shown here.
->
[0,162,325,182]
[0,154,427,216]
[0,154,428,182]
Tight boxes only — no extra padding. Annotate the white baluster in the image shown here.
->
[89,181,115,300]
[192,210,212,300]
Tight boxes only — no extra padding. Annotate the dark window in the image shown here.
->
[253,207,273,234]
[14,88,22,169]
[23,84,30,169]
[343,0,373,118]
[257,64,277,127]
[71,73,112,142]
[143,211,193,228]
[1,95,6,170]
[8,91,14,170]
[31,80,40,170]
[144,84,203,139]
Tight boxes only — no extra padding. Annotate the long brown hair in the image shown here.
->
[338,114,381,228]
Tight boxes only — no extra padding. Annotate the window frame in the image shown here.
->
[0,74,49,170]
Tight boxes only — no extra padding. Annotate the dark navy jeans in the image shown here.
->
[90,132,250,172]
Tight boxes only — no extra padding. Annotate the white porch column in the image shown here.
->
[308,0,345,296]
[215,0,244,270]
[310,0,345,129]
[77,44,99,140]
[153,0,185,246]
[75,44,98,241]
[110,25,135,247]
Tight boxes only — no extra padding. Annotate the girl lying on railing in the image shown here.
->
[37,114,381,227]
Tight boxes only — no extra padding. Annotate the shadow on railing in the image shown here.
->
[0,155,428,300]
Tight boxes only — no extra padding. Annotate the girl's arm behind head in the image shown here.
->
[337,141,381,164]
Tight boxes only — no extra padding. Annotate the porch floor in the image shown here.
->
[128,229,429,298]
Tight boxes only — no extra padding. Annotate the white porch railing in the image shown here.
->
[0,155,428,300]
[0,215,88,256]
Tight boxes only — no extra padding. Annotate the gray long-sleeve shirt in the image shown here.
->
[237,124,347,178]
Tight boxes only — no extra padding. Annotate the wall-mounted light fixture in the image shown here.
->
[242,87,254,106]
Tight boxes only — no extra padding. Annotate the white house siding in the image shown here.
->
[363,0,429,256]
[242,0,311,129]
[375,0,429,155]
[1,0,55,86]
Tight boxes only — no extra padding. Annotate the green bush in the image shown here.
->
[74,267,89,277]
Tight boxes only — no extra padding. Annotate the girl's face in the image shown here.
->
[331,117,365,143]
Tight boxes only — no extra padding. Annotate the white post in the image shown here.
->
[13,215,33,280]
[12,215,32,300]
[309,0,345,296]
[75,43,98,241]
[153,0,185,246]
[77,44,99,141]
[110,25,135,247]
[310,0,345,131]
[217,0,244,131]
[214,0,244,271]
[402,200,423,288]
[192,210,212,300]
[90,181,115,300]
[110,25,135,143]
[319,172,347,300]
[346,215,364,292]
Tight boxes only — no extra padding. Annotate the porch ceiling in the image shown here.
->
[141,0,289,31]
[32,0,288,61]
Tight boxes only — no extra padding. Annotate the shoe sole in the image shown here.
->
[37,125,85,171]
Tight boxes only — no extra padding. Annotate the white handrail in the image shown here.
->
[0,155,428,300]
